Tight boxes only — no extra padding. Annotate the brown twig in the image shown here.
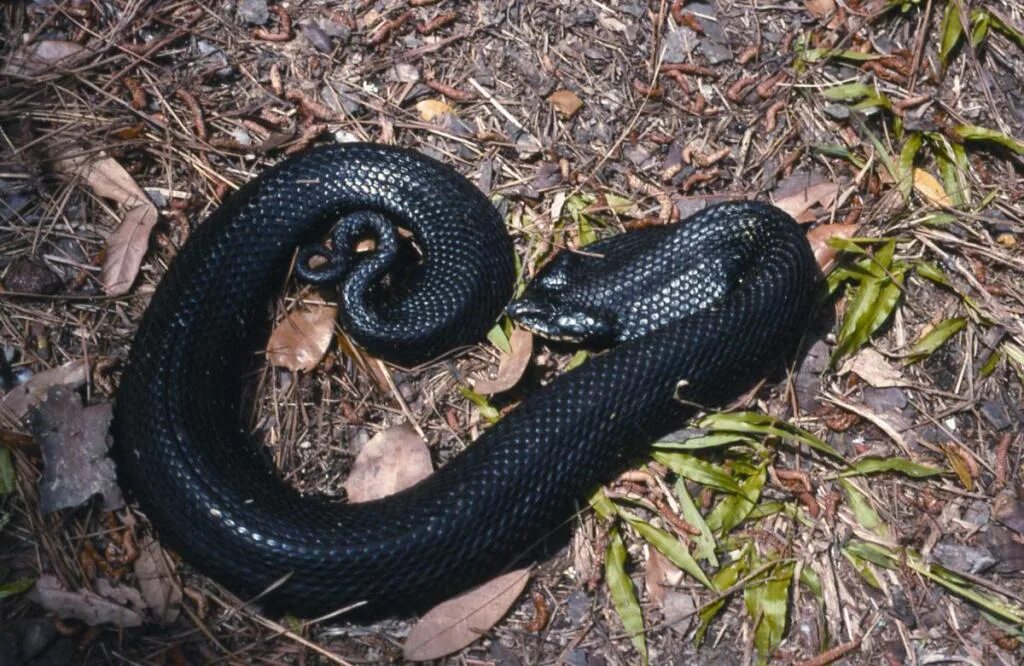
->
[253,6,294,42]
[425,78,474,101]
[366,11,412,46]
[416,11,458,35]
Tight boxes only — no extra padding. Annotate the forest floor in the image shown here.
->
[2,0,1024,664]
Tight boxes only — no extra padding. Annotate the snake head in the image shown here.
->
[507,251,615,345]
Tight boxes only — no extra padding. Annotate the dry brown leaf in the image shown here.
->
[804,0,836,19]
[773,180,840,221]
[3,40,87,76]
[403,567,531,661]
[806,223,859,272]
[415,99,453,121]
[473,328,533,395]
[548,90,583,118]
[0,359,89,419]
[266,304,338,372]
[55,151,159,296]
[29,575,143,628]
[839,348,904,388]
[134,537,182,624]
[344,425,433,503]
[913,168,952,207]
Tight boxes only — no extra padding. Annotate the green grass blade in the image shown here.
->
[605,528,647,664]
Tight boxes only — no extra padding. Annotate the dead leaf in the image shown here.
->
[416,99,453,121]
[30,387,122,513]
[644,548,680,605]
[344,425,433,503]
[913,169,952,207]
[0,359,89,419]
[55,150,159,296]
[806,223,859,272]
[3,40,87,76]
[134,537,182,624]
[548,90,583,118]
[29,575,143,627]
[266,304,338,372]
[804,0,836,19]
[839,347,904,387]
[403,567,531,661]
[473,328,533,395]
[772,174,839,221]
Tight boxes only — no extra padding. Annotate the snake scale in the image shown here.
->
[113,143,818,617]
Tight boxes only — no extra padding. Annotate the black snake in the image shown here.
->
[113,143,818,617]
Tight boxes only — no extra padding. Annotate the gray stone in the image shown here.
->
[237,0,269,25]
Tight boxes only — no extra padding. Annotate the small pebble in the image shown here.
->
[237,0,269,25]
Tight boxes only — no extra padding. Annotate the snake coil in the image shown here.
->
[113,143,817,617]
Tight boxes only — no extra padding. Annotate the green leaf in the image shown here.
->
[565,350,589,371]
[843,538,899,569]
[605,528,647,664]
[0,448,15,495]
[673,479,718,566]
[840,456,945,478]
[619,511,714,588]
[939,0,964,68]
[954,125,1024,155]
[705,464,766,534]
[655,432,756,451]
[652,452,746,497]
[458,387,500,424]
[842,547,884,589]
[0,576,34,600]
[912,562,1024,624]
[695,556,747,644]
[840,480,890,538]
[969,8,990,47]
[486,324,511,354]
[898,133,923,199]
[697,411,842,461]
[905,317,967,364]
[589,487,617,521]
[744,561,795,661]
[988,10,1024,50]
[915,261,952,287]
[831,263,905,366]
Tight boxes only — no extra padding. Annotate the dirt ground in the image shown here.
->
[2,0,1024,664]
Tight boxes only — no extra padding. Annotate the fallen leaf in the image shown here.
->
[913,168,952,207]
[548,90,583,118]
[3,40,87,76]
[266,304,338,372]
[772,174,839,221]
[0,359,89,420]
[806,223,859,271]
[839,347,904,388]
[415,99,453,121]
[29,575,143,627]
[134,537,182,624]
[344,425,433,502]
[30,387,122,513]
[804,0,836,19]
[473,328,533,395]
[644,547,681,606]
[55,150,159,296]
[403,568,531,661]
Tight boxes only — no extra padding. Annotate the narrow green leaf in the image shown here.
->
[589,487,617,521]
[652,451,746,497]
[744,561,795,661]
[969,8,990,47]
[840,456,945,478]
[565,350,589,371]
[898,133,923,199]
[458,387,500,424]
[915,261,951,286]
[840,480,889,538]
[605,529,647,664]
[843,538,899,569]
[697,411,842,460]
[695,556,747,644]
[821,83,878,102]
[800,567,823,600]
[655,432,756,451]
[619,512,713,589]
[905,317,967,364]
[705,465,766,534]
[0,576,34,600]
[939,0,964,68]
[910,560,1024,624]
[486,324,511,354]
[673,479,719,566]
[954,124,1024,155]
[0,448,15,495]
[841,548,884,589]
[988,10,1024,50]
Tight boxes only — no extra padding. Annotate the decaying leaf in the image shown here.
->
[804,0,836,19]
[344,425,433,503]
[266,304,338,372]
[30,387,122,513]
[644,548,697,635]
[54,150,159,296]
[473,328,533,395]
[806,223,859,272]
[772,174,839,221]
[548,90,583,118]
[3,40,87,76]
[403,567,531,661]
[134,537,182,624]
[29,574,143,627]
[415,99,453,121]
[913,168,952,207]
[839,347,904,387]
[0,359,89,419]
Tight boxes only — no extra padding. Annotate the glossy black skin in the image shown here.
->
[114,143,817,618]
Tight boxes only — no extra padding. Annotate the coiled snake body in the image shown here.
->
[113,144,817,617]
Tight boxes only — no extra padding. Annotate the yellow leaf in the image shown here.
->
[913,169,952,207]
[415,99,453,121]
[548,90,583,118]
